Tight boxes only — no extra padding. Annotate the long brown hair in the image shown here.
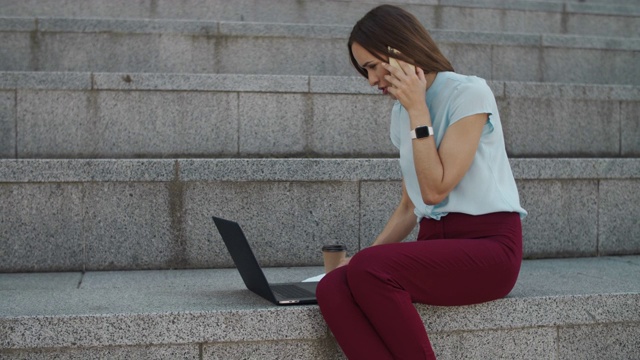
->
[348,5,454,78]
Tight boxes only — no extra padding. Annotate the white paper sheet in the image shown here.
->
[302,273,325,282]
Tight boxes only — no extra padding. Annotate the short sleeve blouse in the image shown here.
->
[390,72,527,221]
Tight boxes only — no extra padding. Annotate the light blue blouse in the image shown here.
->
[390,72,527,221]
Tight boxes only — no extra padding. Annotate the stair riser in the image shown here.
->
[1,80,638,159]
[1,159,638,272]
[1,25,639,84]
[0,0,638,37]
[1,296,638,359]
[2,323,639,360]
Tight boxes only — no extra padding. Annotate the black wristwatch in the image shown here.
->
[410,126,434,139]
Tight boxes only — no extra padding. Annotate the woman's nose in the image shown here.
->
[368,72,378,86]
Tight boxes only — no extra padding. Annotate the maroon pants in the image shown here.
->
[316,212,522,360]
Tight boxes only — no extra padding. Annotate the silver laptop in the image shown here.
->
[213,216,318,305]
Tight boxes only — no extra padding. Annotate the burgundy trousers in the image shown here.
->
[316,212,522,360]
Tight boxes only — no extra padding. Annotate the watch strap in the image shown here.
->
[410,126,434,139]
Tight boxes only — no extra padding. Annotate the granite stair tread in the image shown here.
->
[1,255,639,358]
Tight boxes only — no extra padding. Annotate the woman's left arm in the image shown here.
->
[410,112,485,205]
[383,61,486,205]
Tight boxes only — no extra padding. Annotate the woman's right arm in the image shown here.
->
[337,181,416,268]
[371,180,417,246]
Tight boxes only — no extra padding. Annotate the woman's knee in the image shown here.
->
[347,246,397,290]
[316,265,349,307]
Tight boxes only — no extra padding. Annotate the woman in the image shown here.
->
[315,5,527,360]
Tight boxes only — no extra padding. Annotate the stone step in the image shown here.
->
[0,0,638,38]
[1,17,639,83]
[1,158,638,272]
[1,256,639,359]
[1,72,638,159]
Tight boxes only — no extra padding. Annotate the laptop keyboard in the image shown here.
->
[271,284,315,298]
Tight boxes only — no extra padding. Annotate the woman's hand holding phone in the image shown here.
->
[383,59,428,115]
[387,46,415,73]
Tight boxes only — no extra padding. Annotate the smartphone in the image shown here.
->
[387,46,415,73]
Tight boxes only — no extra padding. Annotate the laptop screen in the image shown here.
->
[213,216,276,302]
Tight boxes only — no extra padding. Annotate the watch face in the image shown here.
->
[415,126,431,138]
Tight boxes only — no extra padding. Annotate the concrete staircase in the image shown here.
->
[1,0,639,358]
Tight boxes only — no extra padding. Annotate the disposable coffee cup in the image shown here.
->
[322,244,347,274]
